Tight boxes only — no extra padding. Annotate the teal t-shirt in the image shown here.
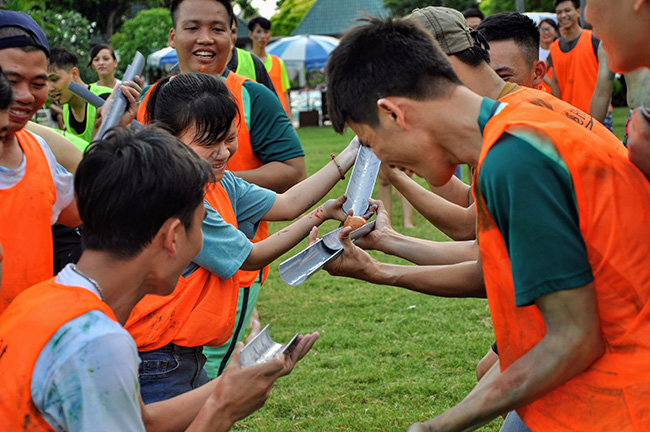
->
[193,171,276,280]
[477,98,594,306]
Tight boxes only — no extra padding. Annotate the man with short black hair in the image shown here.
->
[226,17,276,92]
[0,125,318,431]
[47,46,112,145]
[324,14,650,431]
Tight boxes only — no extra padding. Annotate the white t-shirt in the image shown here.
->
[0,130,74,224]
[539,46,551,61]
[31,264,145,432]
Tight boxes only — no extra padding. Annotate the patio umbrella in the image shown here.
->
[266,34,339,70]
[147,47,178,69]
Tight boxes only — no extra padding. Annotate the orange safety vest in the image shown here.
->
[550,30,599,113]
[473,100,650,431]
[137,73,268,287]
[0,129,56,315]
[0,279,117,431]
[125,181,239,350]
[500,86,623,153]
[223,71,269,287]
[267,54,291,118]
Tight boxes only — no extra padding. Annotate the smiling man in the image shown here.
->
[0,11,81,314]
[547,0,601,112]
[47,46,112,146]
[324,15,650,431]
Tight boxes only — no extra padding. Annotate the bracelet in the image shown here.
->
[331,153,345,180]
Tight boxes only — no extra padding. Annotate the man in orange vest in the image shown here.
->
[323,15,650,431]
[0,126,319,431]
[0,11,81,314]
[585,0,650,179]
[548,0,602,113]
[248,17,292,119]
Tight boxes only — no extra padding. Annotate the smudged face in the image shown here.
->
[170,0,233,76]
[250,24,271,47]
[47,66,74,105]
[0,48,48,134]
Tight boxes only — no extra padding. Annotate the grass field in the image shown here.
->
[234,109,628,431]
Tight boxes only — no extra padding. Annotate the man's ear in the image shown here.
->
[159,217,183,258]
[532,60,547,87]
[71,67,79,80]
[633,0,647,12]
[169,28,176,49]
[377,97,407,130]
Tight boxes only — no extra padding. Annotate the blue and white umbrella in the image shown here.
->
[267,35,339,70]
[147,47,178,69]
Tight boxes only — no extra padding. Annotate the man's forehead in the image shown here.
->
[0,51,47,79]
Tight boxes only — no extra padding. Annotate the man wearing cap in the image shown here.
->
[323,14,650,431]
[0,10,81,314]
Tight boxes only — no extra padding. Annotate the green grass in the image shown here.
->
[233,127,502,431]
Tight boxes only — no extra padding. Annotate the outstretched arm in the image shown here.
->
[142,330,319,432]
[240,195,348,270]
[232,156,306,194]
[321,224,485,298]
[408,283,605,432]
[263,137,360,221]
[25,121,83,173]
[385,166,476,240]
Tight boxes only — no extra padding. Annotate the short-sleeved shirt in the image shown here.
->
[227,69,304,163]
[31,264,144,432]
[193,171,276,280]
[0,131,74,224]
[477,98,594,306]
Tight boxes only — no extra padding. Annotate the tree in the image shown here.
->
[43,0,167,40]
[479,0,555,16]
[270,0,317,36]
[383,0,479,18]
[111,8,172,77]
[29,9,97,83]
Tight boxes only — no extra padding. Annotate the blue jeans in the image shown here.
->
[138,343,210,403]
[500,411,532,432]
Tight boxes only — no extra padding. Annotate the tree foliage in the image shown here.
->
[111,8,172,76]
[29,9,97,83]
[41,0,167,39]
[382,0,479,18]
[270,0,317,36]
[479,0,555,16]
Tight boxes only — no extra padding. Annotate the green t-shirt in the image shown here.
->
[62,83,112,143]
[477,98,594,306]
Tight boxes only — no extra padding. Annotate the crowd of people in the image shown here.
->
[0,0,649,430]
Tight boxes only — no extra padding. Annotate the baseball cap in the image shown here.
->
[0,10,50,57]
[408,6,479,55]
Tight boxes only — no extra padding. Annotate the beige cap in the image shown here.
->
[408,6,479,55]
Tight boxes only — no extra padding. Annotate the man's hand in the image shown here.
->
[96,78,143,130]
[320,225,379,280]
[353,198,396,251]
[318,194,349,222]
